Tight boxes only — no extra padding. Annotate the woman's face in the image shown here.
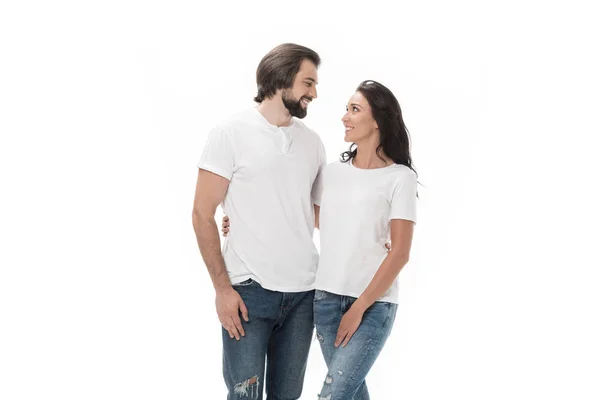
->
[341,91,378,143]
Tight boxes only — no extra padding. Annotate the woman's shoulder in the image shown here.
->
[390,163,417,177]
[322,160,349,174]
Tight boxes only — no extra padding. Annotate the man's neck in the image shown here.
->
[256,98,293,127]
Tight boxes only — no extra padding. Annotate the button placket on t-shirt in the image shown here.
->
[279,127,292,153]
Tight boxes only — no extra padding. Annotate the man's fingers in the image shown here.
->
[222,324,234,339]
[220,315,240,340]
[233,315,245,337]
[229,318,241,340]
[221,216,230,237]
[239,299,249,322]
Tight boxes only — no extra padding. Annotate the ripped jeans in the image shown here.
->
[313,290,397,400]
[222,279,314,399]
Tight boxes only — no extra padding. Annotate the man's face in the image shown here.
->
[281,59,318,119]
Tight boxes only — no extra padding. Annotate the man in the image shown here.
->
[192,43,326,399]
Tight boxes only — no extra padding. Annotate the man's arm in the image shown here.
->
[192,169,230,289]
[192,169,248,340]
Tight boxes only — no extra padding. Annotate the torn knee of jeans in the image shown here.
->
[337,370,343,376]
[316,331,324,342]
[318,375,335,399]
[233,375,259,398]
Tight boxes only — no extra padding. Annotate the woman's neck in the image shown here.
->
[353,145,392,169]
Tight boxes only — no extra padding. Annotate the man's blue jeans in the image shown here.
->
[222,279,314,399]
[313,289,397,400]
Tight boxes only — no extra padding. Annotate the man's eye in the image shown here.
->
[353,107,359,112]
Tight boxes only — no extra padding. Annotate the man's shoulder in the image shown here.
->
[214,108,258,133]
[293,118,323,143]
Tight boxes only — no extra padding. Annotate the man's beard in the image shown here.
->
[282,89,310,119]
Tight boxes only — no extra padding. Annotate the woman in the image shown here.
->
[224,80,417,399]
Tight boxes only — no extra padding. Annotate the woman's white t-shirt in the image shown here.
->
[312,160,418,303]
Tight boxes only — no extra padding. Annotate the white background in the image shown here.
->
[1,0,599,399]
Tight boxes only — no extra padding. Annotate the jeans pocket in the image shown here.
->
[232,278,254,287]
[388,303,398,326]
[379,303,397,336]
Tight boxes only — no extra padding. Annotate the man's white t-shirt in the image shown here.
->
[198,108,326,292]
[312,160,417,303]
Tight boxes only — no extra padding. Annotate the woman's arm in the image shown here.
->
[354,219,414,310]
[334,219,414,347]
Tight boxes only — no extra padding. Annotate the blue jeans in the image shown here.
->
[313,290,397,400]
[222,279,314,400]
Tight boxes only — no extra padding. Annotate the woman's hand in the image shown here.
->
[335,302,367,347]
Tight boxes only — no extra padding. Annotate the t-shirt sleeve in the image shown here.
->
[390,171,418,223]
[311,139,327,206]
[196,127,235,180]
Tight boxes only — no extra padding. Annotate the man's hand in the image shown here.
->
[215,286,249,340]
[221,215,390,249]
[222,216,230,237]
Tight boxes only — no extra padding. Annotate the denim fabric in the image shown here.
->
[313,290,397,400]
[222,279,314,399]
